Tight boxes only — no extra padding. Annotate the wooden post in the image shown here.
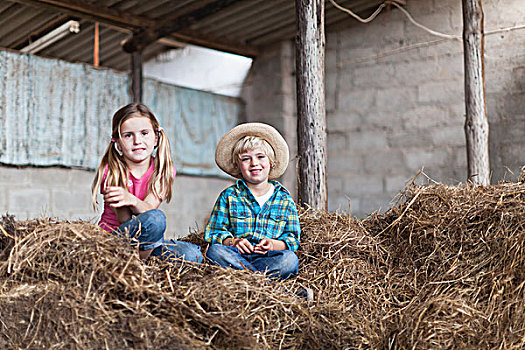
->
[462,0,490,185]
[295,0,327,210]
[131,51,142,103]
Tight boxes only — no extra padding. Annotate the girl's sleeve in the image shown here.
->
[204,191,233,244]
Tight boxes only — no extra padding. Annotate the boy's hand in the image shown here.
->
[254,238,273,254]
[103,186,137,208]
[232,238,254,254]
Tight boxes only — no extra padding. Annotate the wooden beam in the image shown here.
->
[9,14,69,49]
[170,31,257,58]
[131,51,142,103]
[295,0,328,210]
[462,0,490,185]
[122,0,242,53]
[8,0,154,29]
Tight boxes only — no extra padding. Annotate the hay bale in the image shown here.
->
[0,178,524,349]
[518,166,525,183]
[0,218,319,349]
[363,181,525,348]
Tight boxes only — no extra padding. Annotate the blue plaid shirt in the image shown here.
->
[204,180,301,251]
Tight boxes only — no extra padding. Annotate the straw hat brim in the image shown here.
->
[215,122,289,180]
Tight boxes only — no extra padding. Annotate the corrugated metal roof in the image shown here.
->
[0,0,383,71]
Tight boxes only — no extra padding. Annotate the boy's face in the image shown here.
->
[237,147,271,185]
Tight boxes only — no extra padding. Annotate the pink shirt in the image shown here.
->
[98,162,176,232]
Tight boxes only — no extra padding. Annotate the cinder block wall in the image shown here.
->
[0,166,231,238]
[326,0,524,215]
[243,0,525,217]
[241,41,298,199]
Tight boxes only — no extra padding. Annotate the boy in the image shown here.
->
[204,122,300,280]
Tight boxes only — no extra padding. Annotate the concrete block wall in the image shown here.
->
[325,0,525,216]
[0,166,231,238]
[243,0,525,217]
[241,41,298,199]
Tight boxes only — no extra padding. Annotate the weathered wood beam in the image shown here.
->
[8,0,153,29]
[122,0,242,53]
[170,31,258,58]
[9,14,69,49]
[295,0,328,210]
[131,51,142,103]
[462,0,490,185]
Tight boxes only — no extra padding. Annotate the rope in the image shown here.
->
[328,0,390,23]
[329,0,461,40]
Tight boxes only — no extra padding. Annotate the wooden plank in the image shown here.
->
[462,0,490,185]
[295,0,328,210]
[122,0,242,53]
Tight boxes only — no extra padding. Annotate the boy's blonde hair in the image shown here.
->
[230,136,275,178]
[91,103,174,209]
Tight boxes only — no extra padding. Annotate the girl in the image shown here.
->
[91,103,203,263]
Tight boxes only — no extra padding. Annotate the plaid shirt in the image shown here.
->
[204,180,301,252]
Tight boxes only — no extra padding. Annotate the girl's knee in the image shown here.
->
[140,209,166,232]
[142,209,166,225]
[131,209,166,250]
[175,241,203,263]
[153,241,203,263]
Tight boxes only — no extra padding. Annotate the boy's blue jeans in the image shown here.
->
[113,209,203,263]
[206,244,299,280]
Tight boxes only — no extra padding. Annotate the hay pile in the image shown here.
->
[1,176,524,349]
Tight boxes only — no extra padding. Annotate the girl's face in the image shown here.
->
[237,147,271,186]
[117,116,158,165]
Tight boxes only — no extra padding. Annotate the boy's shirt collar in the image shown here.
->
[234,179,286,213]
[235,179,283,193]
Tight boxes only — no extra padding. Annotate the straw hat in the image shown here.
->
[215,122,290,180]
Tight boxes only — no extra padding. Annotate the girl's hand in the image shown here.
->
[231,238,254,254]
[103,186,137,208]
[254,238,273,254]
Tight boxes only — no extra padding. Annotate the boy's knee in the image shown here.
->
[205,244,226,261]
[206,244,236,265]
[277,250,299,279]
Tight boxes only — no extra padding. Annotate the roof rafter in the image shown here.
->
[121,0,250,53]
[8,0,258,57]
[8,0,152,29]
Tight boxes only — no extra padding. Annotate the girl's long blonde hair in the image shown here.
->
[91,103,174,209]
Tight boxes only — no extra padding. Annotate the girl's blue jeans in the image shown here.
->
[113,209,203,263]
[205,244,299,280]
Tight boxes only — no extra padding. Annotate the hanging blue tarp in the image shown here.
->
[143,79,240,176]
[0,49,241,177]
